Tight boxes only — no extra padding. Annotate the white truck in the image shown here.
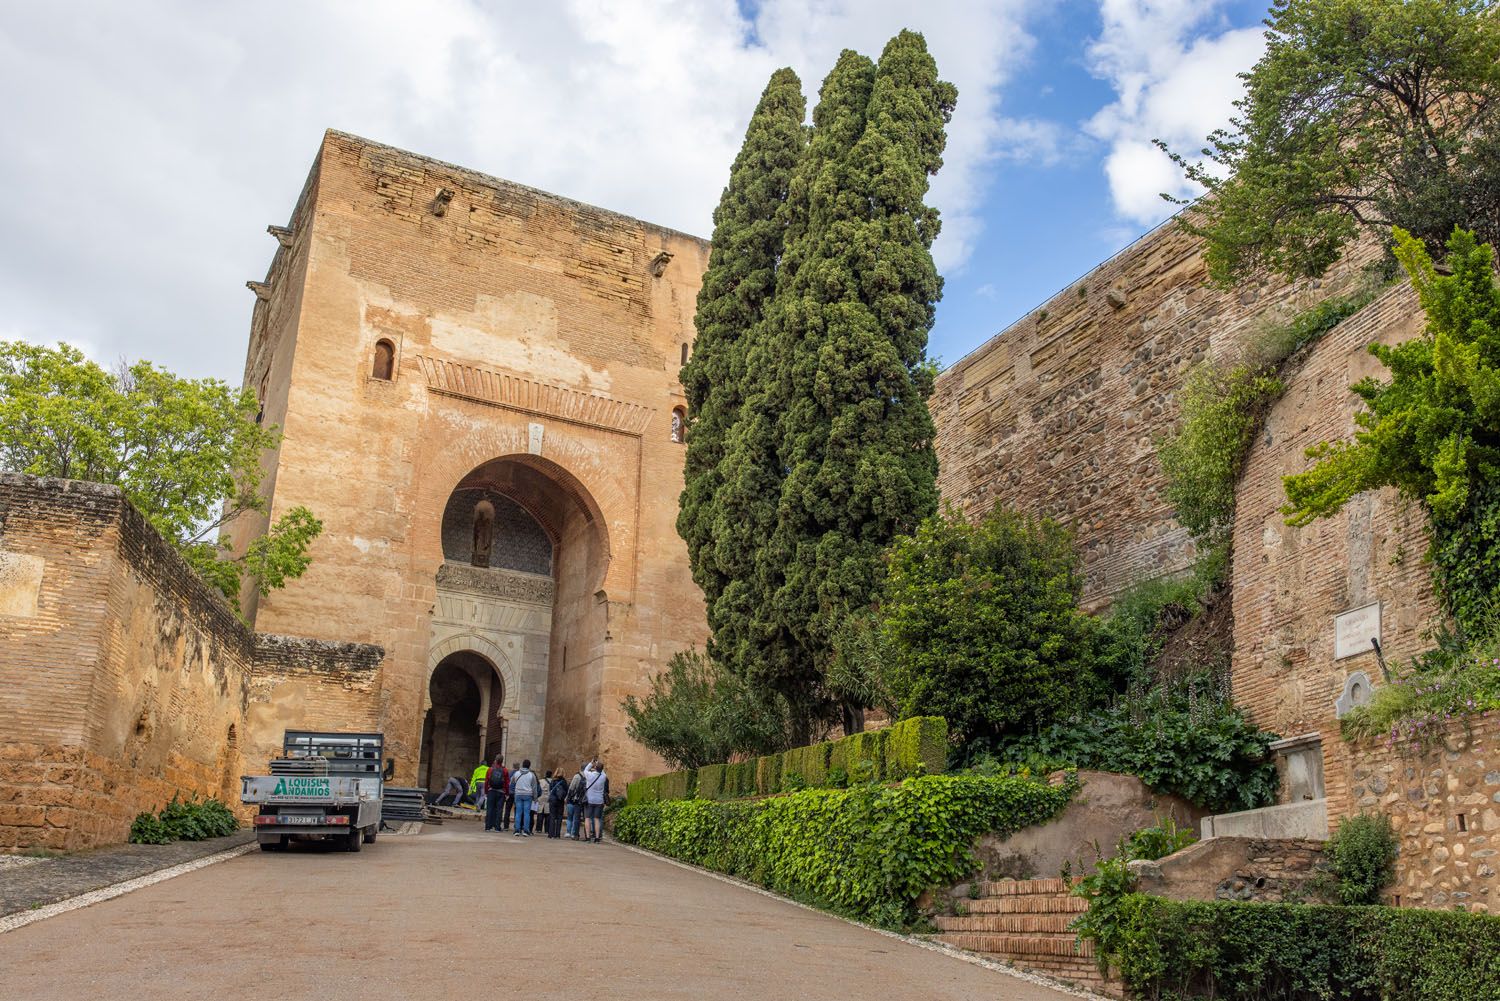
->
[242,731,385,852]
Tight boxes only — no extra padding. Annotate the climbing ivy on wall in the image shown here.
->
[1284,228,1500,634]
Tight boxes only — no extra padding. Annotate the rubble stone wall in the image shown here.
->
[1348,712,1500,912]
[0,474,380,851]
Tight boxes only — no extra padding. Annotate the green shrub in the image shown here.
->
[614,772,1078,928]
[1108,896,1500,1001]
[1326,813,1398,905]
[882,509,1098,755]
[1092,569,1218,692]
[884,716,947,780]
[128,811,172,845]
[128,797,237,845]
[1000,674,1278,813]
[1073,818,1198,970]
[1123,816,1197,862]
[620,647,791,769]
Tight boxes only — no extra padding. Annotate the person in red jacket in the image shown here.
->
[483,757,509,832]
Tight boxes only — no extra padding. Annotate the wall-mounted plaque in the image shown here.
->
[1334,602,1381,660]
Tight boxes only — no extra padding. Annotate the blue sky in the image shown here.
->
[930,0,1269,367]
[0,1,1274,379]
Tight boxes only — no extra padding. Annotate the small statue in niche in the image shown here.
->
[471,498,495,568]
[671,408,685,443]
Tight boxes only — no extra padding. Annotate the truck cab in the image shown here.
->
[242,731,384,852]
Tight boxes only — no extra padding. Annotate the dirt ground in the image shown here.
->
[0,824,1084,1000]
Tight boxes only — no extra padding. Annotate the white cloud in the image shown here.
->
[1084,0,1264,225]
[0,1,1043,379]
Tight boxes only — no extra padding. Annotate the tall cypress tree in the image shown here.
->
[678,67,807,660]
[763,31,956,734]
[721,51,879,742]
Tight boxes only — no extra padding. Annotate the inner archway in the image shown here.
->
[418,650,504,793]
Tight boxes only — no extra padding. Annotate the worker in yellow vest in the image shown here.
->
[469,761,490,810]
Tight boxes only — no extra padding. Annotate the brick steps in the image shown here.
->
[933,912,1076,934]
[937,930,1093,958]
[933,877,1116,996]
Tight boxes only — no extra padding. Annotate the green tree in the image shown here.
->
[0,341,322,605]
[1283,228,1500,630]
[621,649,791,769]
[754,32,955,737]
[882,507,1097,757]
[717,49,879,743]
[1169,0,1500,285]
[678,67,806,689]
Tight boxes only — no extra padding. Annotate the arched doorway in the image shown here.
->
[418,650,505,792]
[420,454,609,786]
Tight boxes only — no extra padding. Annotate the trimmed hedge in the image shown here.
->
[884,716,945,779]
[1112,895,1500,1001]
[622,716,951,804]
[754,754,781,795]
[658,769,694,802]
[614,772,1078,927]
[696,763,726,800]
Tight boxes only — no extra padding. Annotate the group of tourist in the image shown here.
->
[436,757,608,842]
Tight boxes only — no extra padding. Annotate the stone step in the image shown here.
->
[936,931,1095,959]
[934,912,1077,934]
[965,893,1088,914]
[975,877,1078,897]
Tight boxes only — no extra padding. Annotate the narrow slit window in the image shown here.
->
[372,339,395,380]
[680,343,689,366]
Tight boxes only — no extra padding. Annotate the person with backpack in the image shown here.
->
[565,762,588,840]
[546,769,568,838]
[582,758,607,843]
[510,759,539,837]
[501,761,519,829]
[483,757,508,832]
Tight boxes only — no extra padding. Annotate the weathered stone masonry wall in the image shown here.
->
[0,474,381,851]
[1349,713,1500,912]
[1232,282,1441,828]
[932,219,1371,607]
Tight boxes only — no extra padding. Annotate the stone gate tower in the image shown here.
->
[230,130,710,787]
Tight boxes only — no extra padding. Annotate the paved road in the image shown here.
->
[0,824,1082,1001]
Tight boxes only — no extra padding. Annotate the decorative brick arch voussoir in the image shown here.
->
[417,423,632,600]
[425,633,518,718]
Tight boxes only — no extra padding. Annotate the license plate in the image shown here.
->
[278,815,326,825]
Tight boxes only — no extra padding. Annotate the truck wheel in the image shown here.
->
[346,827,362,852]
[362,826,377,845]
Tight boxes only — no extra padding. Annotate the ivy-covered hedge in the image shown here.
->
[614,772,1077,927]
[624,716,949,805]
[1111,895,1500,1001]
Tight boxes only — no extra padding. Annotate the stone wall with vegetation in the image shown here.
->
[931,218,1373,607]
[1231,282,1441,826]
[0,474,380,851]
